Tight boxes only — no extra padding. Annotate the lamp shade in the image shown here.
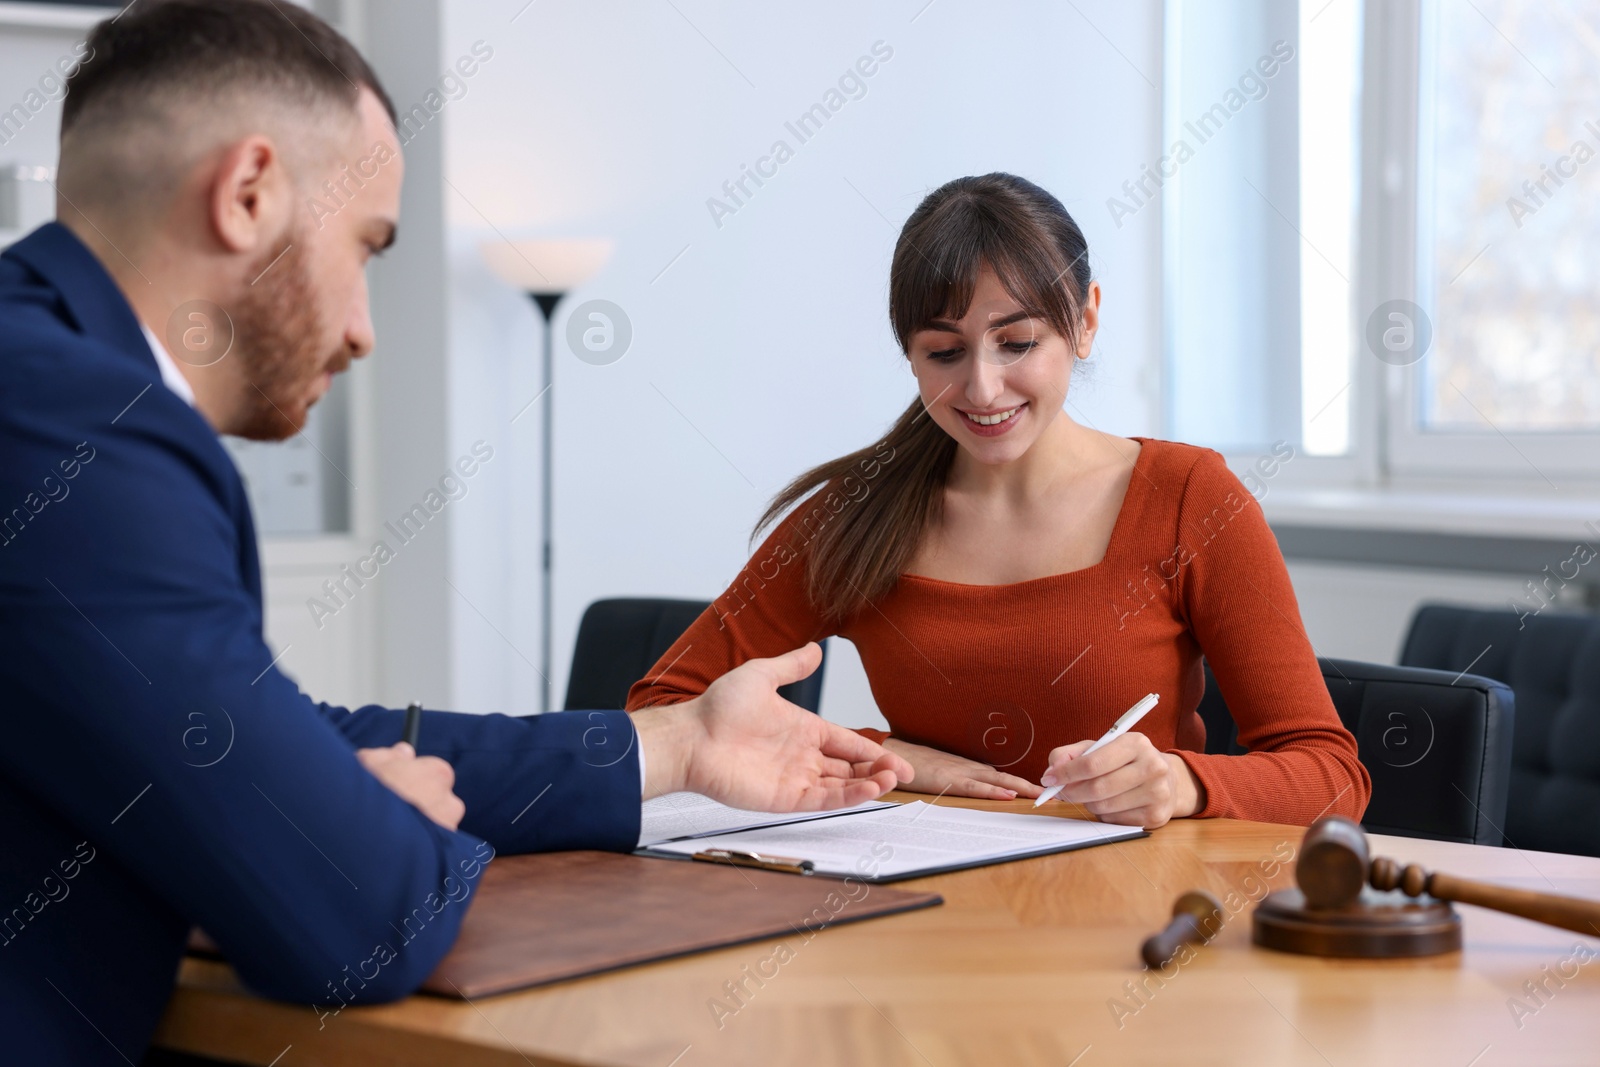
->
[481,238,613,294]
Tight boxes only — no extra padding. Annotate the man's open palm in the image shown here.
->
[673,643,912,812]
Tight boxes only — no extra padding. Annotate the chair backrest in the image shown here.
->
[1196,658,1513,846]
[563,598,827,714]
[1400,603,1600,857]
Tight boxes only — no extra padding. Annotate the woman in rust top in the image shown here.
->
[628,173,1369,829]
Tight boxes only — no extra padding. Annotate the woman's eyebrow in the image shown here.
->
[922,309,1036,333]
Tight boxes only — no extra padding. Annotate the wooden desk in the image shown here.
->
[153,795,1600,1066]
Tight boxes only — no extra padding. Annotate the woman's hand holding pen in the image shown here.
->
[1038,733,1203,828]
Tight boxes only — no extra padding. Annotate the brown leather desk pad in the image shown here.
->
[189,849,942,999]
[423,850,942,997]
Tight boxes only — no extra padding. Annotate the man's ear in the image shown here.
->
[208,135,288,255]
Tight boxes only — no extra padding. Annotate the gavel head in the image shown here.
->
[1295,815,1370,909]
[1173,889,1225,935]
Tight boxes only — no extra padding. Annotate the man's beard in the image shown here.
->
[229,228,346,441]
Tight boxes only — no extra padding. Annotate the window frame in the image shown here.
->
[1370,0,1600,485]
[1161,0,1373,490]
[1176,0,1600,492]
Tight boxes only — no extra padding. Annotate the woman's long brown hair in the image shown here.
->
[754,173,1095,623]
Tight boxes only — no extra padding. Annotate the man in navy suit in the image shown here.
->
[0,3,911,1063]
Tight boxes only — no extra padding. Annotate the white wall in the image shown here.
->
[1287,560,1584,666]
[435,0,1166,723]
[5,3,1562,716]
[0,11,82,185]
[0,2,1165,722]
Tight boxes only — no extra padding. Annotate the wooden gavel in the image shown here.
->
[1141,890,1225,969]
[1298,815,1600,937]
[1147,816,1600,966]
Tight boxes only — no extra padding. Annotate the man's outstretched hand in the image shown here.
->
[632,643,913,811]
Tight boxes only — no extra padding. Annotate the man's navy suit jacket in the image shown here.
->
[0,223,643,1064]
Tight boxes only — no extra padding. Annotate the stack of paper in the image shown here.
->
[638,794,1144,882]
[639,791,896,848]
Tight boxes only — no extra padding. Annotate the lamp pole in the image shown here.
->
[531,291,562,714]
[482,237,612,715]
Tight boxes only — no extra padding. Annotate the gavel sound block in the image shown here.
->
[1253,815,1600,958]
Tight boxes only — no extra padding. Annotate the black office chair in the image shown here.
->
[1196,658,1513,845]
[1400,603,1600,857]
[563,597,827,713]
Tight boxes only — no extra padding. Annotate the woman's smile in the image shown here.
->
[957,402,1028,436]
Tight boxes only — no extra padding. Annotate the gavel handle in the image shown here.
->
[1426,871,1600,938]
[1141,913,1204,970]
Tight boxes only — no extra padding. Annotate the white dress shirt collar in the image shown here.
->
[140,323,197,408]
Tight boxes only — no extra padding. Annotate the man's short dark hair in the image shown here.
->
[63,0,396,135]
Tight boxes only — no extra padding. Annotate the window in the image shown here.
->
[1163,0,1362,460]
[1376,0,1600,481]
[1298,0,1362,457]
[1168,0,1600,484]
[1421,0,1600,433]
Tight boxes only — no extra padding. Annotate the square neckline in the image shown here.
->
[895,435,1156,592]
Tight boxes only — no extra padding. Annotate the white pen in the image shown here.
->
[1034,693,1161,807]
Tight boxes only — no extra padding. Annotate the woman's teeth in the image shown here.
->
[963,406,1020,426]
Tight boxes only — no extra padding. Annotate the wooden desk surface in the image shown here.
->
[154,794,1600,1066]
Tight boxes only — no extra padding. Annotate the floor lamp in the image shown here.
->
[483,238,613,713]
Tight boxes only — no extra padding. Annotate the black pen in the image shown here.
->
[402,701,422,750]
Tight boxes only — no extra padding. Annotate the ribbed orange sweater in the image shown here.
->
[627,438,1370,825]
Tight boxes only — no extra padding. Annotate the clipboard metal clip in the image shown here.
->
[692,848,815,876]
